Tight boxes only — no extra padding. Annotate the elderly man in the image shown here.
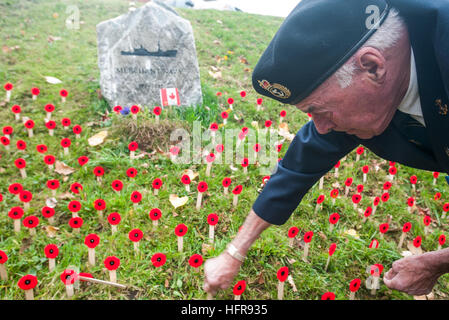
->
[203,0,449,297]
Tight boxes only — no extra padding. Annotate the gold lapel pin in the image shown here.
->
[435,99,448,116]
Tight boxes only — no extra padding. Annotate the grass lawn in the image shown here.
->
[0,0,448,300]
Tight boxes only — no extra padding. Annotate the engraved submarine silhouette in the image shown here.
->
[121,42,177,57]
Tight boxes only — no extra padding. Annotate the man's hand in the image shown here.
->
[383,251,446,296]
[203,252,243,296]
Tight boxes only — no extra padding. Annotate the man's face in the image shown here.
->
[295,73,398,140]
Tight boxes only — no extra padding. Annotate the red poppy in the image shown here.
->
[209,122,218,131]
[15,158,26,169]
[389,166,397,175]
[198,181,208,193]
[265,120,272,128]
[221,111,228,119]
[329,243,337,256]
[410,175,417,184]
[93,166,104,177]
[113,105,123,114]
[128,141,138,151]
[0,136,9,146]
[288,226,299,238]
[279,110,287,117]
[262,176,270,184]
[24,119,35,129]
[443,203,449,212]
[0,250,7,264]
[181,174,191,185]
[257,98,263,105]
[2,126,12,135]
[276,144,283,153]
[389,161,396,167]
[23,216,39,229]
[433,172,439,179]
[44,155,55,166]
[152,178,163,190]
[241,127,249,135]
[423,216,431,226]
[216,144,224,153]
[207,213,219,226]
[439,234,446,246]
[373,196,381,206]
[69,217,83,229]
[84,234,100,248]
[222,177,232,188]
[11,105,21,113]
[107,212,121,225]
[8,207,24,219]
[379,223,389,234]
[16,140,26,150]
[304,231,314,243]
[60,89,68,97]
[129,229,143,242]
[44,244,59,259]
[151,253,166,267]
[170,146,180,156]
[68,200,81,213]
[330,189,339,198]
[4,82,13,90]
[317,195,325,204]
[413,236,422,248]
[175,223,188,237]
[356,146,364,155]
[344,177,353,186]
[130,191,142,203]
[240,91,246,98]
[381,192,390,202]
[19,190,32,202]
[407,197,415,207]
[153,106,161,115]
[334,160,341,168]
[321,292,336,300]
[434,192,442,201]
[37,144,48,153]
[238,131,246,141]
[352,194,361,204]
[383,181,392,190]
[329,213,340,225]
[18,275,38,290]
[216,92,222,97]
[70,182,83,194]
[94,199,106,211]
[41,206,55,218]
[356,184,364,193]
[44,104,55,113]
[402,222,412,233]
[61,118,71,127]
[73,125,82,134]
[130,105,140,114]
[78,156,89,166]
[111,179,124,192]
[233,280,246,295]
[362,165,369,174]
[232,185,243,195]
[364,206,372,217]
[60,269,78,285]
[228,97,234,104]
[31,87,40,95]
[349,279,361,292]
[241,158,249,168]
[46,179,59,190]
[60,138,71,148]
[189,254,203,268]
[369,239,379,249]
[206,153,215,163]
[104,256,120,271]
[149,208,162,221]
[45,120,56,130]
[370,264,384,276]
[277,266,288,282]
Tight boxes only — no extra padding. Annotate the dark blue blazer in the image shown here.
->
[253,0,449,225]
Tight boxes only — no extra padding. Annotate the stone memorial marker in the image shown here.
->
[96,1,202,108]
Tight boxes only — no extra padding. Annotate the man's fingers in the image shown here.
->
[384,268,397,280]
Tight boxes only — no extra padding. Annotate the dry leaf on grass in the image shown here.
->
[201,243,214,255]
[88,130,108,146]
[239,56,249,65]
[208,70,222,79]
[343,229,360,239]
[169,194,189,209]
[257,272,265,284]
[46,197,58,208]
[44,76,62,84]
[183,169,199,181]
[58,191,75,200]
[44,225,59,238]
[55,161,75,175]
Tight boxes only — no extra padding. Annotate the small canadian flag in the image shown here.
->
[160,88,181,107]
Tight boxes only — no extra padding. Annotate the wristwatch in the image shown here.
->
[226,243,245,262]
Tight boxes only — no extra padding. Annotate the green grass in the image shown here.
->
[0,0,449,301]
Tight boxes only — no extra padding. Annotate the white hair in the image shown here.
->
[334,8,406,88]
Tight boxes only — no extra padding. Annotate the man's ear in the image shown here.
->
[355,47,386,84]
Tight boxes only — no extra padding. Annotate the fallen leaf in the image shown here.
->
[44,76,62,84]
[88,130,108,146]
[164,279,169,288]
[47,35,62,43]
[287,275,298,292]
[2,45,11,54]
[250,121,259,129]
[19,237,32,254]
[201,243,213,255]
[213,39,221,45]
[406,241,423,255]
[44,225,59,238]
[54,161,75,175]
[257,272,265,284]
[239,56,249,65]
[46,197,58,208]
[343,229,360,239]
[169,194,189,209]
[183,169,198,181]
[58,191,75,199]
[401,250,413,257]
[208,70,222,79]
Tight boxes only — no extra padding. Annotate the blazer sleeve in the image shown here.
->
[252,121,359,225]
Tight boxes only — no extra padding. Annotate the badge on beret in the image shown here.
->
[258,79,291,99]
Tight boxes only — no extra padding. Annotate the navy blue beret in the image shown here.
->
[252,0,391,105]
